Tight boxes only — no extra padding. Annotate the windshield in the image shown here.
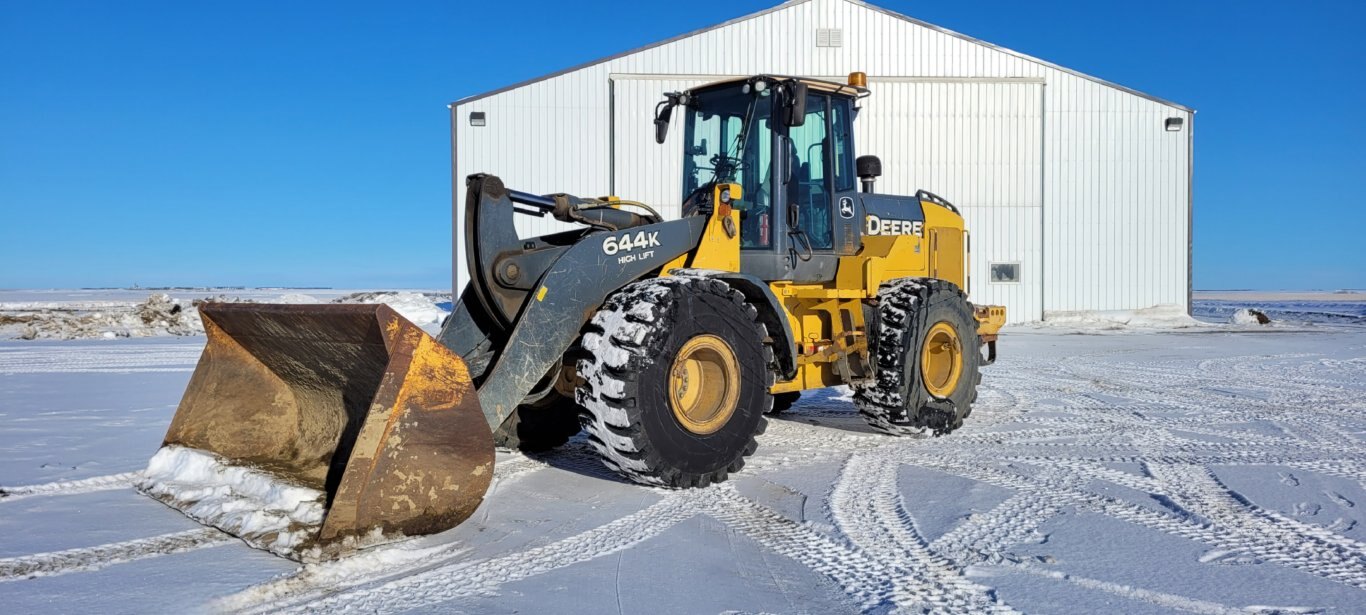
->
[682,84,774,247]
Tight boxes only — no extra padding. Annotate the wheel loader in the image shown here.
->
[138,72,1006,560]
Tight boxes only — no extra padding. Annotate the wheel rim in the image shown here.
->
[669,334,741,435]
[920,321,963,398]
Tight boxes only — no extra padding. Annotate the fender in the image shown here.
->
[669,268,798,382]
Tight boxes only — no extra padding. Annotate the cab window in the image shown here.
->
[788,93,833,250]
[831,96,856,193]
[684,86,775,249]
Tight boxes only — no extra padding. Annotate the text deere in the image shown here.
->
[865,215,924,238]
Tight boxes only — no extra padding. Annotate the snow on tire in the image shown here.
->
[854,278,981,436]
[576,276,774,488]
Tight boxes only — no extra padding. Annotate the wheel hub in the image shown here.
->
[921,321,963,398]
[669,334,740,435]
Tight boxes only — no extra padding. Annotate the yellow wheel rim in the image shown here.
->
[920,321,963,398]
[669,334,741,435]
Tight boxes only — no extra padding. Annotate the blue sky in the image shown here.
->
[2,0,1362,290]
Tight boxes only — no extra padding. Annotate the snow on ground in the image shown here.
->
[1,292,1364,613]
[1022,304,1206,331]
[0,289,451,340]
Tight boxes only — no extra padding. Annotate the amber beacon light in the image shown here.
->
[848,71,867,87]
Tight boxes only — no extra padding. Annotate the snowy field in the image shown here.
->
[1,291,1364,613]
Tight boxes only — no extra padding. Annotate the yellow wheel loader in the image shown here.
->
[139,73,1006,560]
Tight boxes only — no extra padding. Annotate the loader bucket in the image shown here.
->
[138,303,493,561]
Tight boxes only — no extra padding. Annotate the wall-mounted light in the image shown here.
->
[470,112,487,127]
[1165,117,1183,132]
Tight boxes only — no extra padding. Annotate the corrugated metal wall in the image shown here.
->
[857,79,1044,321]
[611,76,708,217]
[452,0,1192,320]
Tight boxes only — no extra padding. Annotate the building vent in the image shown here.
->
[816,28,843,48]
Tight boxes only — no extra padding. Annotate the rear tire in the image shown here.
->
[493,393,583,452]
[769,392,801,414]
[576,277,773,487]
[854,278,980,436]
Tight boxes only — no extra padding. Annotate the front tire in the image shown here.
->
[854,278,981,436]
[576,277,773,487]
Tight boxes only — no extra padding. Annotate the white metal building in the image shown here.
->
[449,0,1193,322]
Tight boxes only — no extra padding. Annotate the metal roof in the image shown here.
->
[452,0,1193,113]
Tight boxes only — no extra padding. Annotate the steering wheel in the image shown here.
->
[709,154,742,179]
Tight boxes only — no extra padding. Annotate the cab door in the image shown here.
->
[778,91,860,282]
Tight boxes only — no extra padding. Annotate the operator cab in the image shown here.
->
[655,75,871,282]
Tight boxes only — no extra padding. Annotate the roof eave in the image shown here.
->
[848,0,1194,113]
[452,0,1194,114]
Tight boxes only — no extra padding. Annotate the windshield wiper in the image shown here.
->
[708,95,759,186]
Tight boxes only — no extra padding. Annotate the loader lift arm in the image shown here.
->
[447,173,712,432]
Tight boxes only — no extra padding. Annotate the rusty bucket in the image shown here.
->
[140,302,493,560]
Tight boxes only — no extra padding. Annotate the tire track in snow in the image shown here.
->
[914,484,1262,614]
[1064,354,1363,419]
[1287,460,1366,492]
[706,487,914,612]
[286,496,697,614]
[917,474,1268,614]
[1146,462,1366,589]
[0,472,140,502]
[829,452,1017,613]
[916,455,1366,591]
[241,478,1007,615]
[0,528,231,582]
[997,562,1301,615]
[928,493,1061,566]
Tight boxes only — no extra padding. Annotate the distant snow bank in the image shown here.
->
[329,292,447,326]
[1024,304,1208,332]
[1022,295,1366,333]
[0,290,451,340]
[1193,298,1366,327]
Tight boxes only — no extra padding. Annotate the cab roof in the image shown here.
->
[686,74,870,99]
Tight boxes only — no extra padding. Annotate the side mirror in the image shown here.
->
[785,82,807,127]
[654,104,673,144]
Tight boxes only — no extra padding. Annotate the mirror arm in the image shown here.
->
[654,92,689,145]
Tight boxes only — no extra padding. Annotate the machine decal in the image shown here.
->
[865,214,924,238]
[839,197,855,219]
[602,231,662,256]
